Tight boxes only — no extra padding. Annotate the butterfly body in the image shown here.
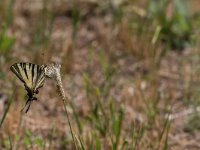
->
[10,63,46,113]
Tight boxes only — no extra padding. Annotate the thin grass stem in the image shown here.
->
[0,86,16,129]
[62,96,78,149]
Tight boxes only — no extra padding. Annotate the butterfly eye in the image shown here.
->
[35,90,39,94]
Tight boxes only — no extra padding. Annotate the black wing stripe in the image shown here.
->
[34,64,38,88]
[35,67,45,90]
[20,63,23,68]
[17,63,28,83]
[23,63,29,79]
[31,64,35,86]
[10,64,25,83]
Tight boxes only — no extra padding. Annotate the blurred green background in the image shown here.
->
[1,0,200,149]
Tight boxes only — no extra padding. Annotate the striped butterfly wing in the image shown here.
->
[34,65,46,90]
[10,63,45,93]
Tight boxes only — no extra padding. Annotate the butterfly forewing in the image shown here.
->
[10,64,22,83]
[10,63,45,92]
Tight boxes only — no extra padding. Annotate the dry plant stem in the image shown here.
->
[62,96,78,150]
[44,63,77,149]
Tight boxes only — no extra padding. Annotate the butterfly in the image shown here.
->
[10,63,46,113]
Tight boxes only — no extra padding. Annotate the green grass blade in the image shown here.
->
[0,87,16,129]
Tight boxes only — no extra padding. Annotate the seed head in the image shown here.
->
[44,63,66,100]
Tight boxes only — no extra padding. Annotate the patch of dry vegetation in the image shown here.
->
[0,0,200,149]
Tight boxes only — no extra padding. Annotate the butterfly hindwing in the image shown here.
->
[35,65,45,90]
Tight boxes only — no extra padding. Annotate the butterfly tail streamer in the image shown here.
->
[20,99,32,113]
[25,101,32,113]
